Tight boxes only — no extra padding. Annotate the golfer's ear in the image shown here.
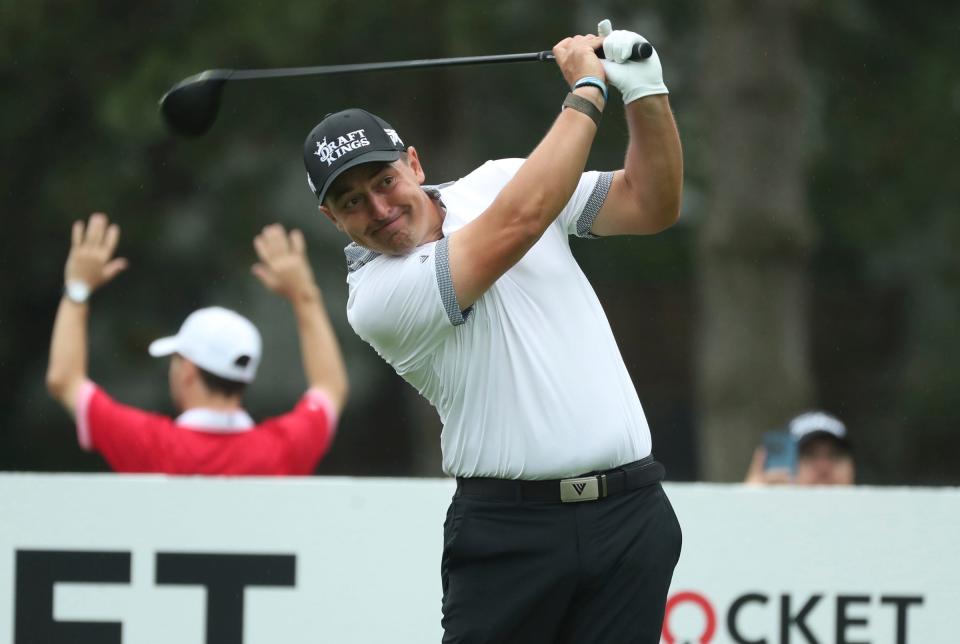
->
[318,204,343,231]
[405,146,426,184]
[179,358,200,384]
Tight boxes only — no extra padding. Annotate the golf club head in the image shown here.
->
[159,69,233,137]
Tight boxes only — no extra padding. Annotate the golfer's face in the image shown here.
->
[321,151,430,256]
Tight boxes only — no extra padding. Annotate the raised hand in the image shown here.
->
[552,33,607,90]
[64,213,128,293]
[251,224,319,302]
[744,447,794,485]
[597,19,668,103]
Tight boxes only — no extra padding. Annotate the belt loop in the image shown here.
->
[598,474,608,498]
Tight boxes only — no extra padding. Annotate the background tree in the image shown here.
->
[695,0,816,481]
[1,0,957,483]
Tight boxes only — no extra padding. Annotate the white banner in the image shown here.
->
[1,475,956,643]
[664,484,956,643]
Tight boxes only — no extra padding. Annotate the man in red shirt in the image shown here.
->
[46,212,349,475]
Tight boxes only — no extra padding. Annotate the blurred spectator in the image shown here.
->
[46,213,348,474]
[745,411,855,486]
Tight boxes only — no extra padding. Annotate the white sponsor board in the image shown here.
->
[0,475,956,643]
[664,485,957,643]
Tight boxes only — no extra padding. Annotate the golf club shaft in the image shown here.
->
[228,45,650,81]
[230,52,550,81]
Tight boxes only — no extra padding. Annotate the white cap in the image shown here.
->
[148,307,262,383]
[788,411,850,449]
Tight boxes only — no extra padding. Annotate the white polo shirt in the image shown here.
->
[345,158,652,479]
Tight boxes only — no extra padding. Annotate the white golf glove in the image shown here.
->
[597,19,668,103]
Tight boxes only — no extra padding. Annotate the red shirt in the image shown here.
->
[75,381,338,475]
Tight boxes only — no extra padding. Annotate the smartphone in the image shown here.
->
[762,430,797,472]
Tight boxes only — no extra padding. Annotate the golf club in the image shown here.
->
[159,44,652,137]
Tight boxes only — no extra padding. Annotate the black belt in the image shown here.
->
[455,456,665,503]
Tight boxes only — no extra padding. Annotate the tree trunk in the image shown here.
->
[697,0,817,480]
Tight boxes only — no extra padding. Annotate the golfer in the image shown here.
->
[303,22,682,642]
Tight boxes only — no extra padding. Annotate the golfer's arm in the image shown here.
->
[590,95,682,236]
[291,287,349,413]
[448,89,601,308]
[46,297,90,418]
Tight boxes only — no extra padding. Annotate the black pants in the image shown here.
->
[441,470,682,643]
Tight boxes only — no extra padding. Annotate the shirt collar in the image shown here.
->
[174,408,255,433]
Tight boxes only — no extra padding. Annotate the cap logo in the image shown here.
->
[314,128,370,167]
[384,128,403,146]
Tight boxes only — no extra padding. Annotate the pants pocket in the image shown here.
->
[441,498,470,598]
[658,486,683,565]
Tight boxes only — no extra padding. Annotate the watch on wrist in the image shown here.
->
[64,279,91,304]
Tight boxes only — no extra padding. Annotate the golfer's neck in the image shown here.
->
[424,190,446,244]
[179,387,244,413]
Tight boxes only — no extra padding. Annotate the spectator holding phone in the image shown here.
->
[745,411,855,486]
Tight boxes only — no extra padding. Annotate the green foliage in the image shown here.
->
[1,0,956,481]
[805,0,960,481]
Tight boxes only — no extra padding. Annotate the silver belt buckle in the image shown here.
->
[560,475,600,503]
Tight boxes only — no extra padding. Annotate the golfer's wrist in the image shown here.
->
[291,284,322,307]
[63,278,93,304]
[61,293,90,309]
[573,76,608,102]
[572,85,605,112]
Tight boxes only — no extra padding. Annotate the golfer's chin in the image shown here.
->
[367,227,423,257]
[383,235,419,256]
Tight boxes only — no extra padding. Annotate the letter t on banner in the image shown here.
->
[156,552,296,644]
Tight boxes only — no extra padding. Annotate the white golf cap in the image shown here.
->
[788,411,851,450]
[148,307,262,383]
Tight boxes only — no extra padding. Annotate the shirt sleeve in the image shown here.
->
[266,388,339,475]
[347,245,458,375]
[556,170,614,238]
[462,159,613,239]
[79,382,172,472]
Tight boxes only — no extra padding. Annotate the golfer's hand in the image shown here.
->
[597,19,668,103]
[252,224,319,302]
[64,213,128,292]
[552,34,606,91]
[744,447,793,486]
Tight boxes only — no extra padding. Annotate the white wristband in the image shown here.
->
[65,279,91,304]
